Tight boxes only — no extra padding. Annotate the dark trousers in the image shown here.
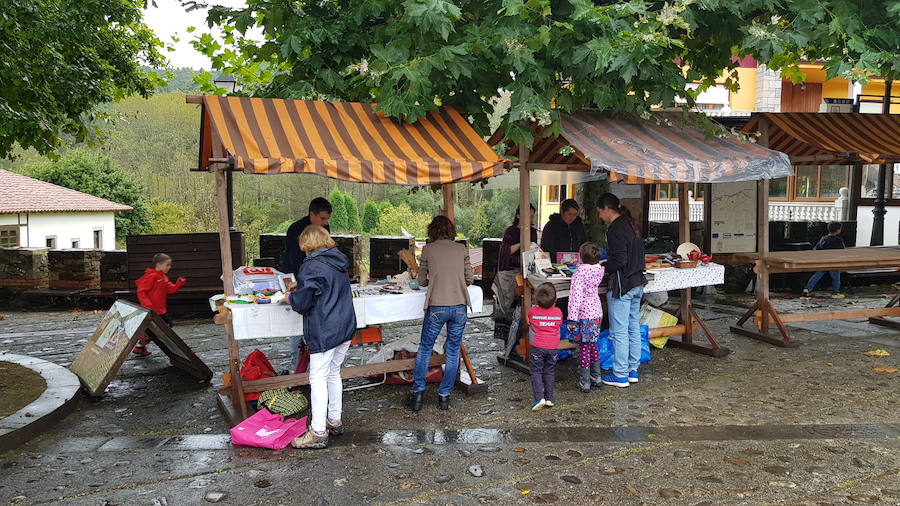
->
[529,347,557,402]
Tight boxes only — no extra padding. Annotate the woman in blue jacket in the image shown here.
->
[286,225,356,449]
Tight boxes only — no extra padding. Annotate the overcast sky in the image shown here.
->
[144,0,251,70]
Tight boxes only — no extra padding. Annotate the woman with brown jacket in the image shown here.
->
[406,215,474,412]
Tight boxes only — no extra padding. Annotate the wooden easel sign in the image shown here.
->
[69,300,212,398]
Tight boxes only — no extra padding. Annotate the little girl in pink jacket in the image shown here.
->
[567,242,605,393]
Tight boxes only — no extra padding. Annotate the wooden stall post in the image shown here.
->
[519,144,532,363]
[442,184,456,223]
[678,182,693,342]
[215,168,249,420]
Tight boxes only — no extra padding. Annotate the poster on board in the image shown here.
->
[69,300,212,397]
[710,181,758,254]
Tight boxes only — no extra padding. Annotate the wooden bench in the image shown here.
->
[119,232,245,315]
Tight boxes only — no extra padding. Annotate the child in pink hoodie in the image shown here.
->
[567,242,605,392]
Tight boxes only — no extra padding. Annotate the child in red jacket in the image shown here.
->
[134,253,186,356]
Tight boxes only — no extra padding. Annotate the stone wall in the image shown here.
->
[0,248,49,289]
[48,249,101,289]
[99,251,128,290]
[754,65,783,112]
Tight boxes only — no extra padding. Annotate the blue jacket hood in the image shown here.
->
[306,247,349,272]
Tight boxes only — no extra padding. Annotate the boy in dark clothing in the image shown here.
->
[802,221,846,299]
[134,253,186,356]
[282,197,333,277]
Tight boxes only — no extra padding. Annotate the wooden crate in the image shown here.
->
[369,236,415,279]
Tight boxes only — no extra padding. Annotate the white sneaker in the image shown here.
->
[544,400,555,408]
[531,399,546,411]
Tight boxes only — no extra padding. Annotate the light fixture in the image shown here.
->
[213,74,238,94]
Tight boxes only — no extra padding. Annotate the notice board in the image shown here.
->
[69,300,212,397]
[710,181,758,254]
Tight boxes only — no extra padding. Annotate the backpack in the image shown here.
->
[240,349,277,401]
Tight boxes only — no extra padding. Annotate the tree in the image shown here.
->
[362,200,381,233]
[343,192,363,233]
[327,188,350,232]
[149,198,195,234]
[377,204,432,238]
[23,149,151,239]
[197,1,899,146]
[1,0,165,158]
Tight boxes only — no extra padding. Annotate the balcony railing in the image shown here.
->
[649,199,845,222]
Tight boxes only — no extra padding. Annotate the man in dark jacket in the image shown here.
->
[282,197,332,277]
[540,199,586,263]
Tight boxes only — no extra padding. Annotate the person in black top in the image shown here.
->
[596,193,647,388]
[540,199,587,263]
[282,197,332,373]
[802,221,846,298]
[283,197,333,277]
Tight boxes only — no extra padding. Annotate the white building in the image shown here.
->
[0,169,131,250]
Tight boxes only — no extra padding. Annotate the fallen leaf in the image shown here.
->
[873,365,899,373]
[725,457,752,466]
[826,363,834,366]
[521,491,530,495]
[863,349,891,357]
[624,485,639,495]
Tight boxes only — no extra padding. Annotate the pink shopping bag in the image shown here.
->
[230,408,307,449]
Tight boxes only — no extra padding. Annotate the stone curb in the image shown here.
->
[0,352,81,453]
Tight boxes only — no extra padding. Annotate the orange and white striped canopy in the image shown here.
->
[743,112,900,165]
[198,96,506,185]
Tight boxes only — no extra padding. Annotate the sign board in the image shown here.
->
[70,300,212,397]
[710,181,758,254]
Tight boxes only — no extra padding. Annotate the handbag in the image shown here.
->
[240,349,278,401]
[230,408,307,449]
[258,388,308,417]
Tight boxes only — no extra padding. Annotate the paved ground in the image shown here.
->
[1,289,899,505]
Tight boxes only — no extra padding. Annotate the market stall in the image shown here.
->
[731,113,900,347]
[188,95,506,422]
[492,111,792,367]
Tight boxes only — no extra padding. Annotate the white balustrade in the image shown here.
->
[649,200,842,223]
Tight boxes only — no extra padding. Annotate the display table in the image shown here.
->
[214,286,483,340]
[528,263,724,296]
[731,248,900,346]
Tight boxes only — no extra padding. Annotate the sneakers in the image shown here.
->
[601,373,629,388]
[132,346,150,357]
[628,370,640,383]
[326,420,344,437]
[831,293,846,299]
[531,399,546,411]
[291,429,329,449]
[801,288,811,297]
[544,400,555,408]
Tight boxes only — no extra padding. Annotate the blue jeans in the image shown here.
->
[805,270,841,294]
[413,305,468,396]
[606,285,644,378]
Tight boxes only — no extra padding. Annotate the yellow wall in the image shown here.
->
[537,184,576,230]
[861,81,900,114]
[728,67,757,111]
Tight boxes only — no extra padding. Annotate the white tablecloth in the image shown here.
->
[528,262,725,297]
[215,285,484,340]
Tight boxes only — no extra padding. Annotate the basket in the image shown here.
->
[675,260,698,269]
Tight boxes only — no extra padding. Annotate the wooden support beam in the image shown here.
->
[519,143,532,364]
[755,118,771,334]
[442,184,456,223]
[678,182,693,342]
[186,95,203,104]
[511,162,590,171]
[773,306,900,323]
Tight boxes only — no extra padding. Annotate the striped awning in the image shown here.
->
[197,95,505,184]
[490,112,792,183]
[743,112,900,165]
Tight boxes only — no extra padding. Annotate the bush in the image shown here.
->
[343,193,363,233]
[149,198,195,234]
[376,203,431,238]
[24,149,151,239]
[327,188,349,232]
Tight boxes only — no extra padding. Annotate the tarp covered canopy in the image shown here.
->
[491,111,792,183]
[743,112,900,165]
[197,95,506,185]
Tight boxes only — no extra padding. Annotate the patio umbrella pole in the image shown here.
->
[519,144,532,365]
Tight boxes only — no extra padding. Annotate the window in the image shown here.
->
[46,236,56,248]
[71,239,80,248]
[793,165,849,200]
[546,185,566,203]
[93,230,103,249]
[769,177,789,199]
[655,183,705,200]
[859,163,900,202]
[0,226,19,248]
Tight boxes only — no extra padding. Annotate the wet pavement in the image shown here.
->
[1,289,899,505]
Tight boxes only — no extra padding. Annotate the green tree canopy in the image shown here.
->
[362,200,382,233]
[196,0,899,145]
[1,0,165,158]
[23,149,151,239]
[327,188,350,231]
[343,192,363,233]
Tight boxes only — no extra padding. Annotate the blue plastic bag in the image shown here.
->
[597,325,651,370]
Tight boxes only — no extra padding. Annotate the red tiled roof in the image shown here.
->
[0,169,133,214]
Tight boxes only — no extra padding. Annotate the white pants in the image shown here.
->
[308,341,350,434]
